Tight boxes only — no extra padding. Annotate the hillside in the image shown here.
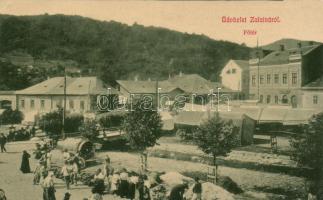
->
[261,38,321,51]
[0,14,250,90]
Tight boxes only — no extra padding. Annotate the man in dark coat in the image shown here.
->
[20,150,31,173]
[0,133,7,153]
[169,183,189,200]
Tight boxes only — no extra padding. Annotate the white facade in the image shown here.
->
[220,60,243,91]
[301,89,323,110]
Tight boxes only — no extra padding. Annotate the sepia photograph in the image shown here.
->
[0,0,323,199]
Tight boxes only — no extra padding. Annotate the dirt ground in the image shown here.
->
[0,141,306,200]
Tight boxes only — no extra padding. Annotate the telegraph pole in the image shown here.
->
[62,67,67,139]
[257,37,260,101]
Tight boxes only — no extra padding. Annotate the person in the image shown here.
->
[71,160,79,185]
[103,156,113,177]
[89,187,103,200]
[192,177,202,200]
[20,150,31,173]
[61,161,73,190]
[42,171,56,200]
[63,149,70,161]
[93,169,105,195]
[169,183,189,200]
[34,160,46,185]
[0,133,7,153]
[110,171,120,195]
[63,192,71,200]
[119,169,129,198]
[137,175,151,200]
[46,150,52,170]
[0,188,7,200]
[128,176,138,200]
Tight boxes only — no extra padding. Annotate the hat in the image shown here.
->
[64,192,71,197]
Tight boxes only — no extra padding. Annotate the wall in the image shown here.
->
[220,60,242,91]
[301,89,323,110]
[249,62,302,106]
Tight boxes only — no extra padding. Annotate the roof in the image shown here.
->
[253,45,321,66]
[303,76,323,88]
[16,77,117,95]
[117,80,181,94]
[174,110,246,126]
[233,60,249,70]
[118,74,233,95]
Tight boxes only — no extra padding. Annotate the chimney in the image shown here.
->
[297,42,302,49]
[280,44,285,51]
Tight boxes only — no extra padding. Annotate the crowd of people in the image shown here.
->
[13,141,204,200]
[6,125,36,142]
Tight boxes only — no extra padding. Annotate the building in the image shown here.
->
[0,77,117,121]
[301,76,323,110]
[220,59,249,99]
[248,43,323,108]
[116,73,234,107]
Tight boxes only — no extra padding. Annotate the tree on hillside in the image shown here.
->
[193,113,239,182]
[122,99,163,173]
[290,113,323,198]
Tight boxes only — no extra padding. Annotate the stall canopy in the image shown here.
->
[174,110,256,145]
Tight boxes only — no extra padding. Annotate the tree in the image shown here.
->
[0,108,24,125]
[79,120,99,141]
[122,100,162,173]
[193,113,239,182]
[39,109,83,138]
[290,113,323,197]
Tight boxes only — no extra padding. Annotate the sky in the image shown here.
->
[0,0,323,47]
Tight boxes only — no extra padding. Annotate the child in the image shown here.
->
[71,160,79,186]
[33,161,45,185]
[192,177,202,200]
[61,161,73,190]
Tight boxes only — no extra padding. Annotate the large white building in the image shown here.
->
[0,77,117,121]
[220,59,249,99]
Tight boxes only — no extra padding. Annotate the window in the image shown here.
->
[282,95,288,104]
[274,74,279,84]
[252,75,256,86]
[313,95,318,104]
[20,100,25,109]
[30,99,35,109]
[283,74,288,84]
[69,100,74,109]
[292,73,297,85]
[56,100,63,108]
[226,69,231,74]
[80,101,85,110]
[41,100,45,109]
[266,95,271,104]
[231,68,236,74]
[260,75,264,84]
[275,96,278,104]
[267,74,271,84]
[259,95,263,103]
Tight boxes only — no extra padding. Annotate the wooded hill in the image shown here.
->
[0,14,251,89]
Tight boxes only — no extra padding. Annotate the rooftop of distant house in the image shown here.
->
[15,76,117,95]
[250,41,322,66]
[117,73,233,95]
[303,76,323,89]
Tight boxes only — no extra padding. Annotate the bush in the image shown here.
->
[99,113,124,128]
[0,108,24,124]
